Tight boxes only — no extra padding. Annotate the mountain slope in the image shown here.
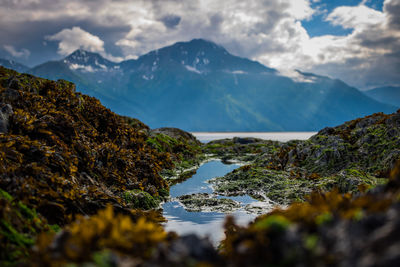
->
[12,39,400,131]
[0,58,29,73]
[365,86,400,107]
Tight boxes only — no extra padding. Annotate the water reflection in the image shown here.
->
[169,160,239,197]
[163,160,260,245]
[163,201,257,245]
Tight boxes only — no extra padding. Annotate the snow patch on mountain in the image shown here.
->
[185,65,202,74]
[142,74,154,80]
[231,70,247,74]
[68,63,95,72]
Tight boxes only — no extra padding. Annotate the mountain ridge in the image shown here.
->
[365,86,400,107]
[0,58,29,73]
[0,39,397,131]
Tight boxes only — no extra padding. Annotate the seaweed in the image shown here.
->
[0,66,174,226]
[33,205,171,266]
[221,161,400,266]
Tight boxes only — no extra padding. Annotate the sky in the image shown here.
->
[0,0,399,89]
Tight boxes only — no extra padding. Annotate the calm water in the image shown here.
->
[163,160,272,245]
[163,133,313,243]
[191,132,317,143]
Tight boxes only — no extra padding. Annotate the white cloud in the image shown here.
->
[326,4,385,29]
[303,1,400,88]
[285,0,315,20]
[46,27,105,55]
[45,26,124,61]
[3,45,30,58]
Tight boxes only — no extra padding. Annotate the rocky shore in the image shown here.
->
[1,66,399,266]
[204,111,398,205]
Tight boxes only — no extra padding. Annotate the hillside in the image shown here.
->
[365,86,400,107]
[3,39,395,131]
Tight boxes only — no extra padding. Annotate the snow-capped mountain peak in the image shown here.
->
[63,50,116,72]
[125,38,276,75]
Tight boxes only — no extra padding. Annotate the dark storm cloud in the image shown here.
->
[160,15,181,29]
[208,14,224,30]
[384,0,400,29]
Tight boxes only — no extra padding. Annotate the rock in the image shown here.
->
[148,234,222,266]
[151,127,200,145]
[386,111,400,127]
[0,103,12,133]
[232,137,262,144]
[318,126,335,135]
[2,88,20,101]
[177,193,241,212]
[356,115,381,128]
[172,234,219,262]
[7,77,21,90]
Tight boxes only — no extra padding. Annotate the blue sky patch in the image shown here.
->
[302,0,384,37]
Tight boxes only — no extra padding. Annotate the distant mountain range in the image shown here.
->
[365,86,400,108]
[0,59,29,73]
[1,39,397,131]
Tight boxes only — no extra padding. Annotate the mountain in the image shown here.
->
[15,39,399,131]
[365,86,400,107]
[27,50,141,116]
[0,58,29,73]
[63,49,117,71]
[120,39,275,74]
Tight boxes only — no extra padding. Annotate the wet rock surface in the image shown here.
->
[176,193,241,212]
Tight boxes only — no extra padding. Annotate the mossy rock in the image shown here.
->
[123,190,161,210]
[177,193,241,212]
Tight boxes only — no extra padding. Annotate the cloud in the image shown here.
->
[112,0,316,60]
[46,26,105,55]
[3,45,30,58]
[303,0,400,88]
[45,26,125,62]
[160,15,181,29]
[0,0,399,88]
[326,4,385,29]
[385,0,400,30]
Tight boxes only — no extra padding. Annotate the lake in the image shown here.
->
[191,132,317,143]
